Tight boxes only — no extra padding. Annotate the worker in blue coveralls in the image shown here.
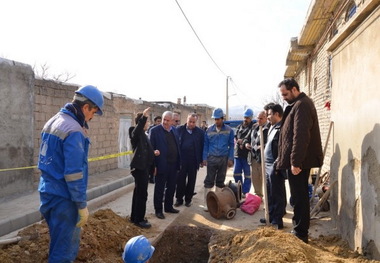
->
[202,108,234,211]
[233,108,255,197]
[38,85,104,262]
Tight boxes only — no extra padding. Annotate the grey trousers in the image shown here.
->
[251,159,263,197]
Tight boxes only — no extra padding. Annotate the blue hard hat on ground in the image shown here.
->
[122,235,155,263]
[243,108,254,118]
[75,85,104,115]
[212,108,224,119]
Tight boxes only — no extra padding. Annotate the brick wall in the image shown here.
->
[294,41,333,175]
[33,79,121,180]
[32,79,213,182]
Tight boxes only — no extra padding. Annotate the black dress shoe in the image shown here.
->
[291,230,308,243]
[174,200,183,207]
[259,218,267,224]
[164,208,180,213]
[135,221,152,229]
[185,202,192,207]
[297,235,308,243]
[155,212,165,219]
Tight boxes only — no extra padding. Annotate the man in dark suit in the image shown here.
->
[175,113,204,207]
[150,111,181,219]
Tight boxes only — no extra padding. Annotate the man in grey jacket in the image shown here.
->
[276,78,323,243]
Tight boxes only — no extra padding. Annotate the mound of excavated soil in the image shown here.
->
[207,227,373,263]
[0,209,141,263]
[0,209,377,263]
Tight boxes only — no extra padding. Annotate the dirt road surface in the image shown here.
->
[0,167,378,262]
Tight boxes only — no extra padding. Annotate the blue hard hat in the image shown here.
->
[75,85,104,115]
[122,235,155,263]
[212,108,224,119]
[243,108,254,118]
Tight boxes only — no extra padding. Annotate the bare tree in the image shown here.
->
[52,71,76,82]
[33,63,49,79]
[262,91,286,108]
[33,63,75,83]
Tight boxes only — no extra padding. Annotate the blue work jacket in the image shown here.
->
[38,108,89,209]
[203,123,234,161]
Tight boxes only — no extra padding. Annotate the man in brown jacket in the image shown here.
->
[276,78,323,243]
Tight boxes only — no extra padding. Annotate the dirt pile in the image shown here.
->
[207,227,374,263]
[0,209,141,263]
[0,209,377,263]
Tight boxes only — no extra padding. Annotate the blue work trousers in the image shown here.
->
[233,157,251,194]
[40,193,81,263]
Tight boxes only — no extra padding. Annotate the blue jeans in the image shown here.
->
[233,157,251,194]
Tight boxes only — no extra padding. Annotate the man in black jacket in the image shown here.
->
[175,113,204,207]
[260,104,285,229]
[129,107,156,228]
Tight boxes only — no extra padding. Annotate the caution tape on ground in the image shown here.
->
[0,151,133,172]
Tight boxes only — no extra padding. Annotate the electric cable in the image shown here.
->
[175,0,227,77]
[229,77,256,104]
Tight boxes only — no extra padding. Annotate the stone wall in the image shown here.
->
[33,79,121,180]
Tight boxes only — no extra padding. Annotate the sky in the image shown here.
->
[1,0,310,112]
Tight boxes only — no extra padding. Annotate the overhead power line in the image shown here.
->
[229,77,256,104]
[175,0,227,77]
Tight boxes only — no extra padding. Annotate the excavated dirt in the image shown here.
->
[0,209,378,263]
[0,209,141,263]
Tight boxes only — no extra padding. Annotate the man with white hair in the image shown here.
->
[150,111,181,219]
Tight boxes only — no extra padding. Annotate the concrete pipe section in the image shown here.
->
[206,187,237,220]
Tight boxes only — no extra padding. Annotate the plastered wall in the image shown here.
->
[329,6,380,258]
[0,59,35,198]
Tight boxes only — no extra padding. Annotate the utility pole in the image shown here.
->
[226,76,230,120]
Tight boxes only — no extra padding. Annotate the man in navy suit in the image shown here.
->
[175,113,204,207]
[150,111,181,219]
